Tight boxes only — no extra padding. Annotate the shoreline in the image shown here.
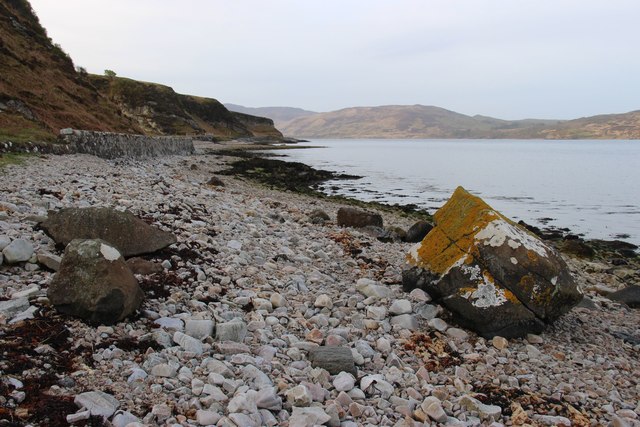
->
[0,150,638,425]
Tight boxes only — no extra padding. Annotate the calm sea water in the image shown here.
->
[271,139,640,245]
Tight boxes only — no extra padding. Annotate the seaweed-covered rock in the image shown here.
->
[40,207,176,257]
[403,187,582,338]
[48,239,144,325]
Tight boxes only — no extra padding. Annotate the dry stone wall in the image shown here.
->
[60,129,195,159]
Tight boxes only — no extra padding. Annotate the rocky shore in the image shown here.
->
[0,143,639,426]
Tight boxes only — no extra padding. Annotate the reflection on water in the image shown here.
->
[272,139,640,245]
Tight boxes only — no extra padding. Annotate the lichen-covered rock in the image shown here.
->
[403,186,582,338]
[336,207,383,228]
[48,239,144,325]
[40,207,176,257]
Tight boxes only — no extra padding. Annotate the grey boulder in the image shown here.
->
[48,239,144,325]
[39,207,176,257]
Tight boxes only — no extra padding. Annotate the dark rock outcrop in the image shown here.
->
[48,239,144,325]
[405,220,433,243]
[608,286,640,308]
[40,207,176,257]
[337,207,383,229]
[403,187,582,338]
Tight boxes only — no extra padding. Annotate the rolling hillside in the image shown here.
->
[278,105,640,140]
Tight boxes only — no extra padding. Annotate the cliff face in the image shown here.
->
[0,0,282,142]
[0,0,140,141]
[90,76,281,138]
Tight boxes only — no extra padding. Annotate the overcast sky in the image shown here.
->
[29,0,640,120]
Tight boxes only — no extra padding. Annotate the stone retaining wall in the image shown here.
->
[60,129,196,159]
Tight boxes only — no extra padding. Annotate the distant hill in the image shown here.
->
[278,105,640,140]
[0,0,281,142]
[225,104,317,128]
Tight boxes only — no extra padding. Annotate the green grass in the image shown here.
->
[0,128,56,143]
[0,152,31,170]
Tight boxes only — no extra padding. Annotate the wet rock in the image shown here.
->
[2,238,34,263]
[47,239,144,325]
[308,346,357,376]
[405,220,433,243]
[337,207,383,228]
[74,390,120,418]
[403,186,582,338]
[40,207,176,256]
[607,285,640,308]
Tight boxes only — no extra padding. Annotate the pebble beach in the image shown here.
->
[0,144,639,426]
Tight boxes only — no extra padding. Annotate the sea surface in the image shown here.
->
[270,139,640,245]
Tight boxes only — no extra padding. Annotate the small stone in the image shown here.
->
[459,395,502,420]
[376,337,392,354]
[151,363,177,378]
[112,411,140,427]
[66,410,91,423]
[366,306,387,320]
[256,387,282,410]
[492,336,508,350]
[289,406,331,427]
[314,294,333,309]
[526,333,544,344]
[285,384,313,407]
[161,259,172,269]
[37,252,62,271]
[421,396,448,423]
[216,320,248,342]
[173,331,204,354]
[308,346,357,376]
[409,288,432,302]
[0,298,29,318]
[333,372,356,392]
[428,317,448,331]
[389,299,413,315]
[74,391,120,418]
[154,317,184,330]
[356,279,393,299]
[227,240,242,250]
[196,410,221,426]
[151,403,172,420]
[270,293,286,308]
[390,314,419,330]
[2,239,34,263]
[533,414,572,426]
[185,319,215,340]
[447,327,469,341]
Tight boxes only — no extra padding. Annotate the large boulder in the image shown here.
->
[39,207,176,257]
[403,187,582,338]
[48,239,144,325]
[337,207,383,228]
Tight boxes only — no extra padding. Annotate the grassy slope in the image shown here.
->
[0,0,141,141]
